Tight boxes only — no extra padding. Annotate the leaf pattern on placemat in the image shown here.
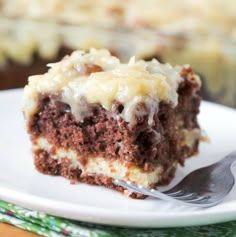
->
[0,199,236,237]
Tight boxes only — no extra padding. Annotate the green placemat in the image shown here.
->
[0,199,236,237]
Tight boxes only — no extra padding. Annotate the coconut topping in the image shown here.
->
[23,49,199,124]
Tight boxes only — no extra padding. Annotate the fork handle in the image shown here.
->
[217,151,236,168]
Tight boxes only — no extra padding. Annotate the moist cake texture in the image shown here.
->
[23,49,202,198]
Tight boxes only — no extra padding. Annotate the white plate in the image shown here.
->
[0,89,236,228]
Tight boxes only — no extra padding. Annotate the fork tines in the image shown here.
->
[114,179,213,207]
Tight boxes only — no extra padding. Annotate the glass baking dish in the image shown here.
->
[0,17,235,107]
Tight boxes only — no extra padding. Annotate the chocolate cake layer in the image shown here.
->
[23,49,202,197]
[28,69,200,196]
[29,75,200,172]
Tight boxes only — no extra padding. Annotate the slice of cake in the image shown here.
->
[23,49,202,198]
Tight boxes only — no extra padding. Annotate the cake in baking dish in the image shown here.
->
[23,49,202,198]
[1,1,236,107]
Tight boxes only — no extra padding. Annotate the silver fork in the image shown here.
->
[114,151,236,207]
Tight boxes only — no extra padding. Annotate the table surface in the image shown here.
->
[0,223,41,237]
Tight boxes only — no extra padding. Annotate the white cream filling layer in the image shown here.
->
[35,137,177,188]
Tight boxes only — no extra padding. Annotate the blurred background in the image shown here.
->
[0,0,236,107]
